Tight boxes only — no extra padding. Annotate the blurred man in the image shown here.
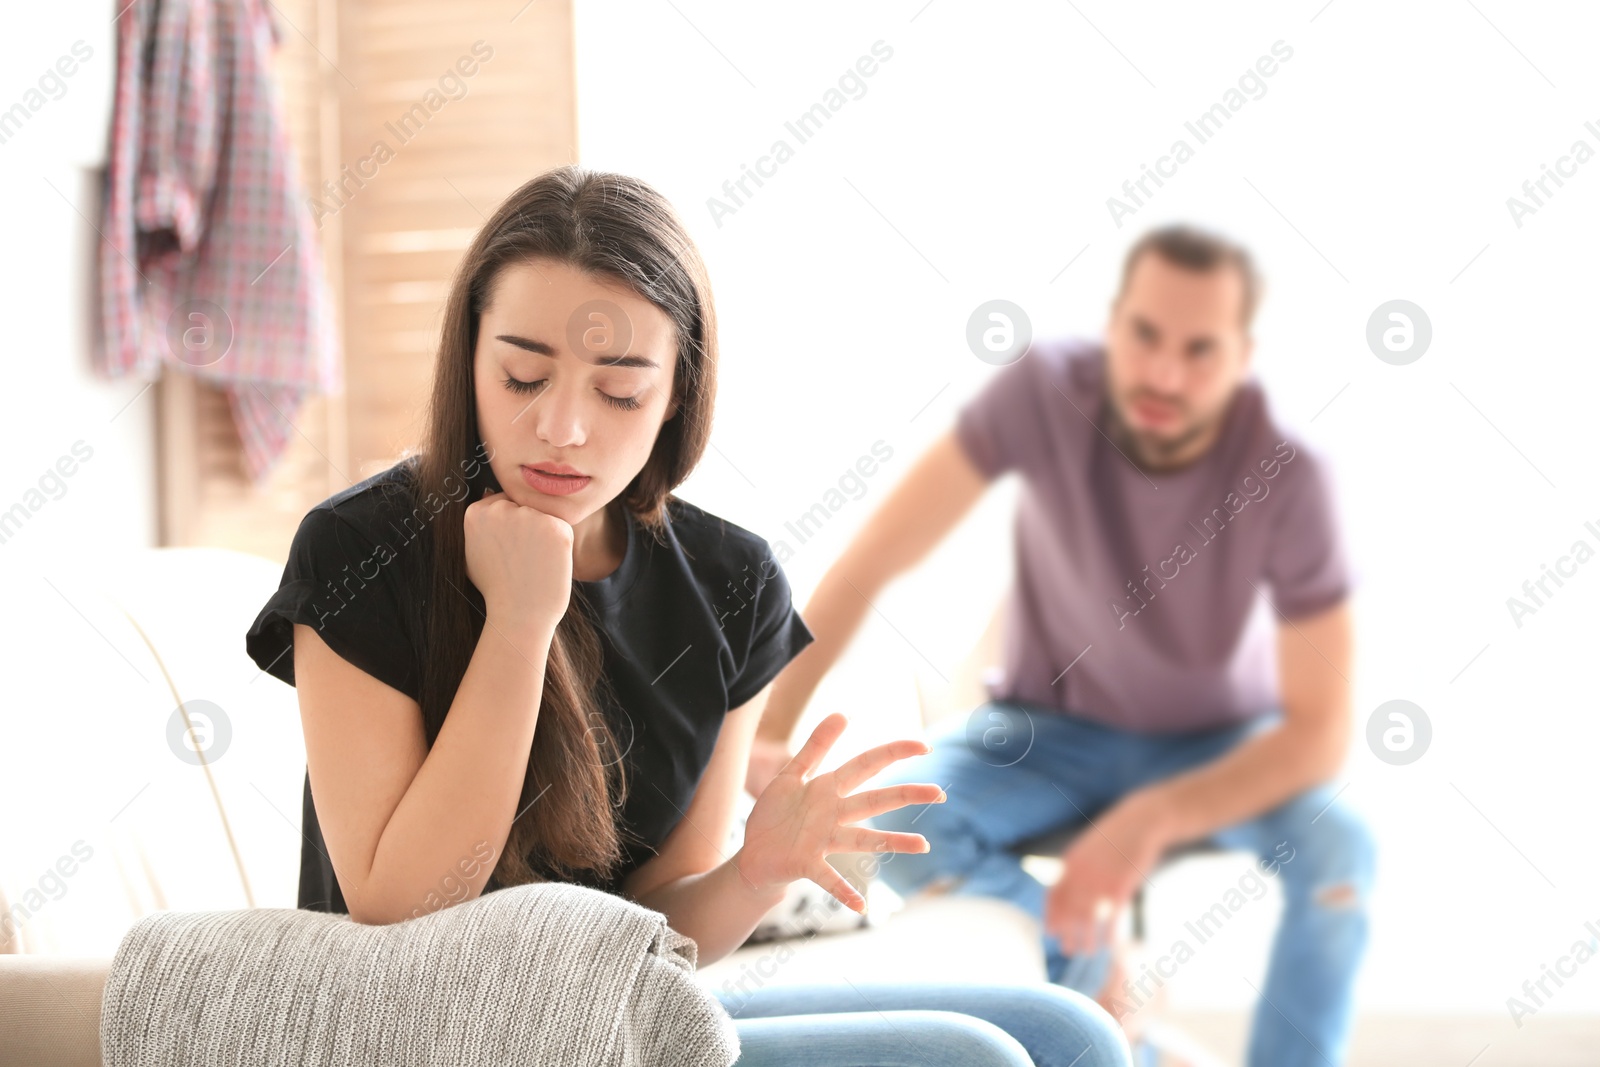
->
[747,225,1373,1067]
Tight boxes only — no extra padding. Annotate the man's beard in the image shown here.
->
[1104,391,1216,470]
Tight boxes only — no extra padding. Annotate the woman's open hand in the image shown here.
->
[733,712,946,913]
[743,735,792,799]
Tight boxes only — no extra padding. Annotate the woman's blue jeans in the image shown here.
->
[715,982,1131,1066]
[867,701,1377,1067]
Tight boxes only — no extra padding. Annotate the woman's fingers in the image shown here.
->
[830,738,931,794]
[471,488,506,509]
[832,824,929,856]
[807,861,866,915]
[838,782,946,823]
[782,712,848,779]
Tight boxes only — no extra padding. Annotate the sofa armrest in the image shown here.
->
[0,955,109,1067]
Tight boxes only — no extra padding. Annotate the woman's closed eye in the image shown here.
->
[501,376,643,411]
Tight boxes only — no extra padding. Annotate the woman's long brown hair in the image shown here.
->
[403,165,717,887]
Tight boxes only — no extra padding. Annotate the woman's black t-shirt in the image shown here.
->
[243,458,814,913]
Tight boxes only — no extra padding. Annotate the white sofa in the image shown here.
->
[0,547,1044,1065]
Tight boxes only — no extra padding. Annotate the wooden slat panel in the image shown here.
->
[335,0,578,474]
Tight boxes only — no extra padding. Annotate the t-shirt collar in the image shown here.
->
[576,499,644,603]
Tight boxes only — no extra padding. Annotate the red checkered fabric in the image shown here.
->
[98,0,341,483]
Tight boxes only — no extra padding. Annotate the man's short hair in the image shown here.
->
[1115,224,1262,330]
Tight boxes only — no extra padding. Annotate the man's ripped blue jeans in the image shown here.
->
[867,701,1376,1067]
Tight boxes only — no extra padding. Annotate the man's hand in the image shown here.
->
[1045,795,1171,957]
[745,735,792,798]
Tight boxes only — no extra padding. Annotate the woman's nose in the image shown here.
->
[530,384,586,449]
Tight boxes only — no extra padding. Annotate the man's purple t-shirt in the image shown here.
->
[955,338,1349,734]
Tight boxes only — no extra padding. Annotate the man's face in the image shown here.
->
[1103,252,1254,465]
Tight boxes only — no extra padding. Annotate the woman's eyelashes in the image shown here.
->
[500,375,643,411]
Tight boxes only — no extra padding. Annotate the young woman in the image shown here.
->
[245,166,1128,1067]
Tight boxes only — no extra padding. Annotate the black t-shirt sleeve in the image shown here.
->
[244,504,423,703]
[725,549,815,711]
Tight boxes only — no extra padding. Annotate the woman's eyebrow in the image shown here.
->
[494,333,659,369]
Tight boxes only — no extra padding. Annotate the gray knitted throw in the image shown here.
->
[99,881,740,1066]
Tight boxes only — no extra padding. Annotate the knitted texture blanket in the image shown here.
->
[99,881,740,1066]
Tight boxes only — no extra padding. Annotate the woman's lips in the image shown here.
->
[520,464,592,496]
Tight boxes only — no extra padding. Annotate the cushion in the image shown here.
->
[99,881,739,1067]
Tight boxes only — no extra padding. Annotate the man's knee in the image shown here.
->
[1312,881,1362,909]
[1275,802,1377,910]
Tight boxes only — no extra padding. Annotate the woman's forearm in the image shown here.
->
[634,849,790,964]
[357,618,554,924]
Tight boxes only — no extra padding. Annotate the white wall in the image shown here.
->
[574,0,1600,1022]
[0,0,164,955]
[0,2,160,571]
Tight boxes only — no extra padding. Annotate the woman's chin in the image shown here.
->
[510,487,599,527]
[512,489,568,515]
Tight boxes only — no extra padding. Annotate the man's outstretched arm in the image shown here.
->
[746,430,991,795]
[1045,598,1353,955]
